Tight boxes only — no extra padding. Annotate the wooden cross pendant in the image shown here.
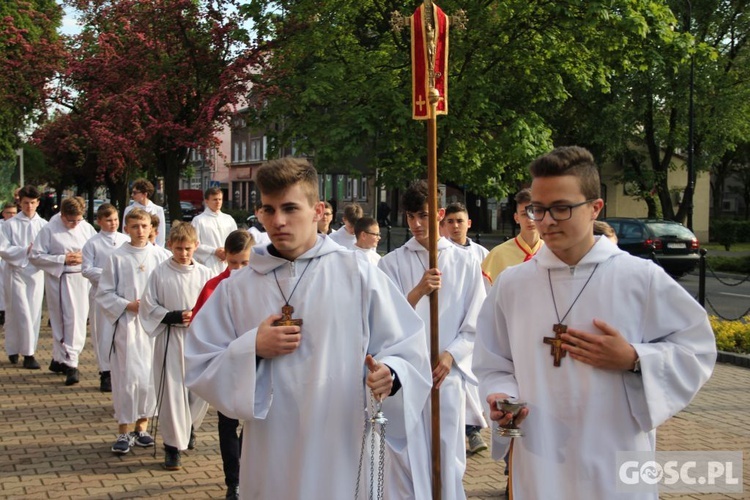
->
[543,323,568,367]
[272,304,303,327]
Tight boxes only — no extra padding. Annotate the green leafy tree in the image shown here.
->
[243,0,678,199]
[553,0,750,221]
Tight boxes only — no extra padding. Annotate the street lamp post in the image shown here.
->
[686,0,695,230]
[15,147,24,187]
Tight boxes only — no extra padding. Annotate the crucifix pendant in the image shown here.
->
[543,323,568,367]
[272,304,303,327]
[138,264,146,272]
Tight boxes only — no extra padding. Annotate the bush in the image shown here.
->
[223,208,250,227]
[710,316,750,354]
[710,219,750,250]
[706,255,750,274]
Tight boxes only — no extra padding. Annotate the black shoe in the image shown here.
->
[49,360,66,374]
[187,426,196,450]
[22,356,40,370]
[65,367,80,386]
[164,446,181,470]
[8,354,18,364]
[99,371,112,392]
[225,484,239,500]
[0,310,5,325]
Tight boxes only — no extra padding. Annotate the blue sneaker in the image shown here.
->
[130,431,155,447]
[111,434,133,454]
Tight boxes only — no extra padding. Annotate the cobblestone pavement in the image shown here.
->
[1,322,747,499]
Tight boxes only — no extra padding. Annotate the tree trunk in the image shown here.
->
[161,151,184,227]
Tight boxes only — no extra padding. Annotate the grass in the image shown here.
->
[703,242,750,252]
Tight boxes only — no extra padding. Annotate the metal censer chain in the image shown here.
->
[355,393,388,500]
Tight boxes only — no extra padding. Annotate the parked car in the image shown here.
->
[165,201,199,223]
[601,218,700,278]
[179,201,198,221]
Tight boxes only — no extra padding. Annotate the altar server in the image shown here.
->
[474,146,716,500]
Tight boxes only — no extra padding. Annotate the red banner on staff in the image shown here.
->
[411,3,449,120]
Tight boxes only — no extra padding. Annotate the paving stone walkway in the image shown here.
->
[1,322,747,499]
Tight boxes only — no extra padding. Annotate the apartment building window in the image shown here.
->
[250,138,262,161]
[358,177,367,201]
[233,142,239,163]
[241,141,247,162]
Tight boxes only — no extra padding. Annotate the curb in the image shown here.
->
[717,350,750,368]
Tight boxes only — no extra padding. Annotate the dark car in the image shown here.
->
[179,201,198,221]
[601,218,700,278]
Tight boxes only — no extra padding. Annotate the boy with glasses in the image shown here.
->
[317,201,334,235]
[0,186,47,368]
[474,146,716,499]
[353,216,381,265]
[31,197,97,384]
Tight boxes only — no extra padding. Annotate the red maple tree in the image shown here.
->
[37,0,264,216]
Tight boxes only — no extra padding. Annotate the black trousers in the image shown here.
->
[218,411,242,487]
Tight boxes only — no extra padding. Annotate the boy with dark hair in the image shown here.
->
[185,157,431,499]
[83,203,130,391]
[192,187,238,276]
[123,178,166,247]
[481,188,543,286]
[191,229,253,500]
[474,146,716,499]
[441,202,488,264]
[97,208,169,454]
[379,180,486,500]
[353,216,381,265]
[0,186,47,368]
[329,202,363,249]
[439,201,489,454]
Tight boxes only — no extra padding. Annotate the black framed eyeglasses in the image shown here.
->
[525,199,595,222]
[364,231,381,237]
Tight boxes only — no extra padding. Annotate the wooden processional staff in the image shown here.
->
[392,4,466,499]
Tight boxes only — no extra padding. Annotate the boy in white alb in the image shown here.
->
[474,146,716,500]
[82,203,130,392]
[0,185,47,369]
[140,223,212,470]
[185,158,432,499]
[439,201,490,455]
[191,187,238,275]
[97,208,168,454]
[122,178,167,247]
[378,181,487,500]
[30,197,97,385]
[329,203,362,249]
[0,203,18,327]
[353,216,381,265]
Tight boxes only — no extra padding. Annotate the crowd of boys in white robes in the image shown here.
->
[0,156,717,500]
